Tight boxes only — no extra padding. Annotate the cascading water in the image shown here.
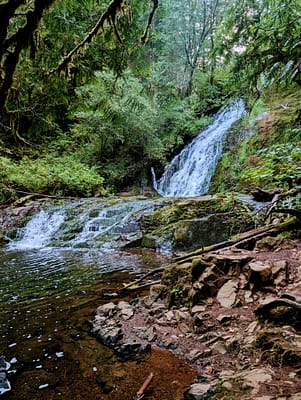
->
[153,99,246,197]
[9,210,66,250]
[1,197,172,399]
[7,198,157,251]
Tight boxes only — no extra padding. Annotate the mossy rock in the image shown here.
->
[161,263,192,307]
[141,235,157,249]
[173,212,251,251]
[141,194,255,252]
[141,195,238,232]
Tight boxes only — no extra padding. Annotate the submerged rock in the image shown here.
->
[0,358,11,395]
[0,372,11,395]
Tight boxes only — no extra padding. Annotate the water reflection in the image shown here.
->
[0,247,197,400]
[0,248,145,306]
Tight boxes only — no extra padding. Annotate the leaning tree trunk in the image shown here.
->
[0,0,56,109]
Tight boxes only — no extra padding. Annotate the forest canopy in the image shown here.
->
[0,0,300,199]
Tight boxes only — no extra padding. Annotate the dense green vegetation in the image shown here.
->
[210,86,301,192]
[0,0,300,200]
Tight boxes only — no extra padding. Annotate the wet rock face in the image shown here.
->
[0,202,40,240]
[139,195,255,252]
[173,213,242,252]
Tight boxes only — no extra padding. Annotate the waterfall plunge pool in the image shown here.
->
[0,98,255,397]
[0,198,197,399]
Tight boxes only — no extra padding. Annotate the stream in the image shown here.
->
[0,101,248,399]
[0,198,197,400]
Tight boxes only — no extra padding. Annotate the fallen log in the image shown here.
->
[118,267,164,292]
[14,190,82,201]
[175,217,298,264]
[123,280,161,292]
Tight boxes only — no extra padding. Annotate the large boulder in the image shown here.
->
[139,195,255,252]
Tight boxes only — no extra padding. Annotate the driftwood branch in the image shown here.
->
[134,373,154,400]
[53,0,125,76]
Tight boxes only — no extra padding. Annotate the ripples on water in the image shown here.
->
[1,245,191,400]
[0,197,200,399]
[0,248,144,306]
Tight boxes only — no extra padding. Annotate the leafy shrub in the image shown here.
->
[0,155,106,197]
[240,143,301,189]
[156,96,212,154]
[70,70,161,162]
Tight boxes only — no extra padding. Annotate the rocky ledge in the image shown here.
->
[92,236,301,400]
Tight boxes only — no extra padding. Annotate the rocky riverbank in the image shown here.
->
[92,235,301,399]
[1,190,300,398]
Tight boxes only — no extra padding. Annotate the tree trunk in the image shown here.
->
[0,0,56,108]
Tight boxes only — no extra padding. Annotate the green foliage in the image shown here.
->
[149,0,224,96]
[249,98,266,117]
[156,96,212,153]
[0,0,151,143]
[240,143,301,190]
[69,70,167,187]
[0,155,106,197]
[220,0,301,92]
[2,0,301,199]
[211,136,301,193]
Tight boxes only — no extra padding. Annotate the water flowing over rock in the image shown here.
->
[6,198,161,251]
[153,99,246,197]
[8,209,65,250]
[0,358,11,395]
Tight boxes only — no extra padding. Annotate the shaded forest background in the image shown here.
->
[0,0,300,200]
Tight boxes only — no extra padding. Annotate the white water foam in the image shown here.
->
[8,210,65,250]
[153,99,246,197]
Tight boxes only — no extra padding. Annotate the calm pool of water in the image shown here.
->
[0,247,197,399]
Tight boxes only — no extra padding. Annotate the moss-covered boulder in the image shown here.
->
[140,194,255,252]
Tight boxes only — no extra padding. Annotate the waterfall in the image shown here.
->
[9,210,66,250]
[8,199,156,251]
[153,99,246,197]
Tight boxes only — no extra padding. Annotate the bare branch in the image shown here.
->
[141,0,159,45]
